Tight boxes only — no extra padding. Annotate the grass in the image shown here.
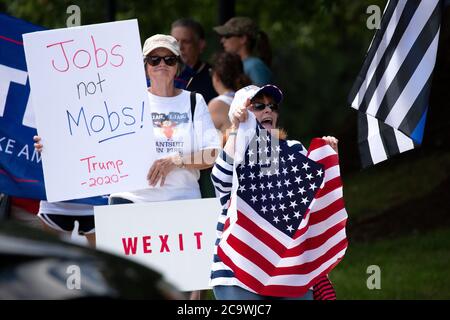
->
[332,149,450,299]
[330,228,450,299]
[342,150,450,221]
[202,149,450,300]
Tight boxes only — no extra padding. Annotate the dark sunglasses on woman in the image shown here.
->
[252,102,279,112]
[146,55,178,67]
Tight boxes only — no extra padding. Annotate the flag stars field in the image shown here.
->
[302,162,310,171]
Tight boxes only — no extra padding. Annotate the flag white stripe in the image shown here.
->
[367,115,388,164]
[237,198,298,245]
[215,155,234,172]
[308,144,335,162]
[211,261,233,272]
[323,166,340,183]
[294,208,347,246]
[231,224,284,265]
[237,195,346,253]
[230,222,346,268]
[237,189,345,250]
[351,0,408,109]
[297,184,342,231]
[212,168,233,188]
[308,187,343,213]
[394,127,415,153]
[385,31,440,128]
[365,1,437,116]
[209,276,253,292]
[220,238,346,286]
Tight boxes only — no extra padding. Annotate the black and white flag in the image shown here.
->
[348,0,443,167]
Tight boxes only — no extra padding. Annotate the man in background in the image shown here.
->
[171,18,217,103]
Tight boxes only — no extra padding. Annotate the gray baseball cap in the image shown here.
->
[213,17,258,36]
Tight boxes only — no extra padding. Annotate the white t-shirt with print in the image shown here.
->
[111,90,220,203]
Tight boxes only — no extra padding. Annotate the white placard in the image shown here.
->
[23,20,155,202]
[94,198,222,292]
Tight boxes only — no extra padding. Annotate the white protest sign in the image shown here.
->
[94,198,221,291]
[23,20,155,202]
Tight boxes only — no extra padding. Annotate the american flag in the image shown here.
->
[217,125,348,297]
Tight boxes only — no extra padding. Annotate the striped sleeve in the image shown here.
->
[313,275,337,300]
[211,150,234,194]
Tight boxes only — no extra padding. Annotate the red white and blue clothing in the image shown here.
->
[209,143,336,299]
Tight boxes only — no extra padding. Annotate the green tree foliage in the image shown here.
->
[0,0,403,141]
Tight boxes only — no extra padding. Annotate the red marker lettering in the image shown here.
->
[143,236,152,253]
[194,232,203,250]
[46,39,74,72]
[122,237,138,255]
[80,155,96,173]
[178,233,184,251]
[110,44,124,67]
[159,235,170,253]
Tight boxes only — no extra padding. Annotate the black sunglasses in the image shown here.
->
[146,55,178,67]
[252,102,279,112]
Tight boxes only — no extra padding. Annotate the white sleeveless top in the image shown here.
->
[212,91,235,106]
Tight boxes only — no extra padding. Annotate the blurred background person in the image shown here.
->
[171,18,217,103]
[214,17,272,86]
[208,51,251,140]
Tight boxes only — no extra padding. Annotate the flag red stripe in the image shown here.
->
[226,233,348,276]
[218,241,347,297]
[236,211,287,253]
[286,220,347,257]
[217,245,310,297]
[307,138,328,155]
[237,207,346,257]
[256,249,346,297]
[314,176,342,198]
[315,154,339,168]
[295,198,345,239]
[227,218,347,276]
[223,217,230,232]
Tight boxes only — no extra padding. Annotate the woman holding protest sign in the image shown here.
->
[110,34,220,301]
[34,35,220,252]
[108,34,220,204]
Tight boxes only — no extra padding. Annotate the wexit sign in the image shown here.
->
[23,20,156,202]
[95,198,222,291]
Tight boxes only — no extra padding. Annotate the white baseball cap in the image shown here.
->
[230,84,283,111]
[142,34,181,57]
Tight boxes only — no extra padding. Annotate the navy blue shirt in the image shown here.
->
[175,61,217,103]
